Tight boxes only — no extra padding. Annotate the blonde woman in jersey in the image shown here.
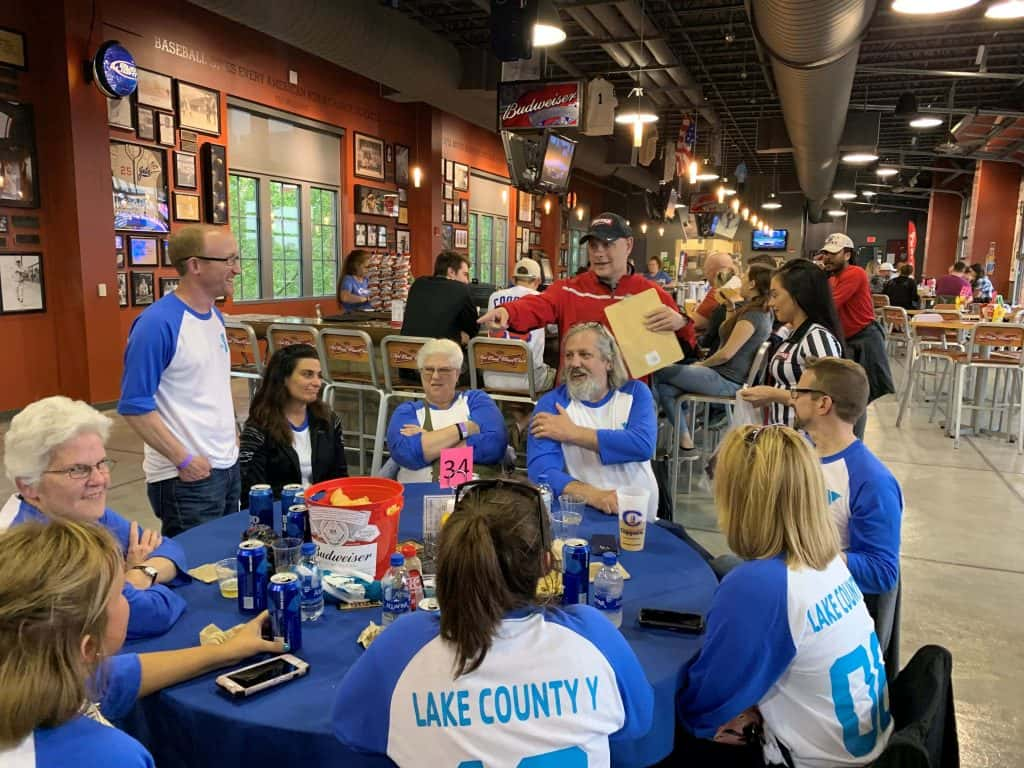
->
[677,425,892,767]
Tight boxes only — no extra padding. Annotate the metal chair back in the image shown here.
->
[468,336,537,404]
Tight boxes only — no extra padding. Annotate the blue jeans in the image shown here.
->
[147,463,241,537]
[654,364,742,439]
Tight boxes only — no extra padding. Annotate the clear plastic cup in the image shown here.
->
[214,557,238,599]
[272,537,303,573]
[616,487,650,552]
[555,495,584,540]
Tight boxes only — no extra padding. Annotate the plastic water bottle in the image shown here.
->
[537,474,553,521]
[382,553,410,627]
[295,542,324,622]
[401,544,424,611]
[593,552,624,628]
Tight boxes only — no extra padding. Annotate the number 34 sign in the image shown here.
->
[439,446,473,489]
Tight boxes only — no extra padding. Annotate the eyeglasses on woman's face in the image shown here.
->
[43,458,117,481]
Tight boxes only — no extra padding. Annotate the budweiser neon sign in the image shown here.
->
[498,80,582,130]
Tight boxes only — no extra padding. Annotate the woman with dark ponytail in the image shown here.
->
[333,480,654,765]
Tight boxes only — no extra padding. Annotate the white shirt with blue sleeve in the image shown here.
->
[0,654,153,768]
[820,440,902,595]
[527,381,658,521]
[678,556,892,767]
[117,293,238,483]
[333,607,654,767]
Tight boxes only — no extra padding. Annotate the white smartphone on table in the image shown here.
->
[215,654,309,698]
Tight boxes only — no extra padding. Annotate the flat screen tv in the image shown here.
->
[752,228,789,251]
[501,130,543,192]
[536,133,577,194]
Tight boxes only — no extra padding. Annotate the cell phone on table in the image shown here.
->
[637,608,705,634]
[589,534,618,556]
[215,654,309,698]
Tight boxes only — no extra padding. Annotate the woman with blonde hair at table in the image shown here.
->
[333,479,654,766]
[676,425,892,767]
[0,520,283,767]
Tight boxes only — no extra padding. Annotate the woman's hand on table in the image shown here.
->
[126,521,162,567]
[223,611,287,660]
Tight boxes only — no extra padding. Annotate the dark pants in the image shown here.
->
[147,463,241,537]
[653,723,765,768]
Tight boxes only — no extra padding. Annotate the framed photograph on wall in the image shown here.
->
[454,229,468,249]
[117,272,128,307]
[201,143,228,223]
[159,276,181,296]
[176,81,220,136]
[115,234,125,268]
[518,192,533,223]
[355,223,367,247]
[353,132,385,181]
[107,97,133,130]
[157,113,175,146]
[444,202,452,223]
[0,253,44,313]
[398,187,407,203]
[441,224,454,250]
[398,207,408,225]
[0,28,27,70]
[443,182,453,201]
[533,210,542,228]
[396,229,410,254]
[128,236,158,266]
[394,144,410,187]
[459,199,468,225]
[174,192,201,222]
[355,185,399,217]
[136,106,155,141]
[136,69,173,111]
[444,159,454,183]
[110,140,169,232]
[174,152,197,188]
[130,271,155,306]
[454,162,469,192]
[0,102,40,209]
[377,225,388,248]
[160,237,172,266]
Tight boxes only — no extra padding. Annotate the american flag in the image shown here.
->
[675,117,696,178]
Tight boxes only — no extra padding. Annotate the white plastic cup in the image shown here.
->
[616,487,650,552]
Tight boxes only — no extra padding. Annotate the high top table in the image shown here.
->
[123,483,718,768]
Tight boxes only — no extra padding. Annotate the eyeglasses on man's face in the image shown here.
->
[789,387,829,401]
[43,458,117,481]
[195,255,240,267]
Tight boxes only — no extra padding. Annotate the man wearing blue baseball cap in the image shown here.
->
[479,212,697,369]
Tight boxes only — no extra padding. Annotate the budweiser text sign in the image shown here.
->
[498,80,582,130]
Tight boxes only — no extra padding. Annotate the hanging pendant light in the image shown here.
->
[615,87,659,125]
[741,206,750,221]
[533,0,567,46]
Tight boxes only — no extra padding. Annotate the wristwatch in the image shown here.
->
[132,565,159,587]
[455,422,468,441]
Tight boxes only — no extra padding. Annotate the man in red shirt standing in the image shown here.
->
[479,213,697,373]
[819,233,895,437]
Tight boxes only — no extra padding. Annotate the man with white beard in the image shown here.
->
[526,322,659,521]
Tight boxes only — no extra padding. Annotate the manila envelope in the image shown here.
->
[604,288,684,378]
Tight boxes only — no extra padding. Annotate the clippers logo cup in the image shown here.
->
[499,81,582,129]
[622,510,644,528]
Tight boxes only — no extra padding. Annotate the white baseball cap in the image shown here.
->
[878,262,897,273]
[514,257,542,281]
[819,233,855,253]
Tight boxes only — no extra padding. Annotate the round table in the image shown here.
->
[123,483,717,768]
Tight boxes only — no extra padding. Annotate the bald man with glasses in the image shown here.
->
[119,225,242,536]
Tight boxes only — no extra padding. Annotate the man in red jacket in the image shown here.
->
[478,213,697,371]
[819,233,895,437]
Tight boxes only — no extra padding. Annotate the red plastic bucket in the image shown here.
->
[304,477,404,580]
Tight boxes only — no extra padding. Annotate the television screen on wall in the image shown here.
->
[752,228,789,251]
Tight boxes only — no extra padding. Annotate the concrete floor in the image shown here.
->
[1,381,1020,766]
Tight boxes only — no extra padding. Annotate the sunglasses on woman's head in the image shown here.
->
[453,479,549,547]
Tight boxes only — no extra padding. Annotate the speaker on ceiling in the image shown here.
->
[491,0,536,62]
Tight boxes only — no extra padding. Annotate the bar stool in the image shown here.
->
[372,335,432,474]
[223,320,264,399]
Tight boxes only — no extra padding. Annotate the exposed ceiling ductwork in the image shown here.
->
[748,0,878,220]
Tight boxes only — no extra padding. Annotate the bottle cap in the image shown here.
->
[402,543,417,559]
[390,552,405,566]
[602,551,617,567]
[301,542,316,556]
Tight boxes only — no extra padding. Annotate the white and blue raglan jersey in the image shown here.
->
[820,441,902,595]
[527,382,658,521]
[678,556,892,768]
[387,390,508,483]
[333,607,654,767]
[0,495,188,640]
[118,293,238,483]
[0,654,153,768]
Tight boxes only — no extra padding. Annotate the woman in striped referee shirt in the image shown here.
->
[740,260,844,425]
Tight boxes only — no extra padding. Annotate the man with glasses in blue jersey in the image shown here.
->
[119,225,242,536]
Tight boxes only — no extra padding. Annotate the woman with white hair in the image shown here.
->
[386,338,507,483]
[2,396,188,639]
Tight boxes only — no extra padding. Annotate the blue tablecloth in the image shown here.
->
[123,483,717,767]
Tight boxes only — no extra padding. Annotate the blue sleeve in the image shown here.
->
[527,389,575,497]
[597,381,657,465]
[341,275,358,293]
[550,607,654,741]
[333,611,440,754]
[124,583,187,640]
[846,467,902,595]
[465,390,508,465]
[677,559,796,738]
[387,400,429,470]
[100,509,190,585]
[98,653,142,719]
[117,304,180,415]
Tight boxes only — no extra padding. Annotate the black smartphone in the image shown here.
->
[589,533,618,556]
[638,608,705,634]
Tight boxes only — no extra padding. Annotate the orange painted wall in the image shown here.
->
[967,160,1022,296]
[922,190,962,279]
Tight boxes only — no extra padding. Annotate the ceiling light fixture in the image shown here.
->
[412,166,423,188]
[688,161,698,185]
[632,121,644,148]
[731,198,740,213]
[741,206,750,221]
[533,0,567,46]
[827,208,847,217]
[891,0,980,13]
[751,214,759,227]
[640,222,648,234]
[576,206,585,221]
[876,166,899,177]
[909,115,943,128]
[762,200,782,210]
[717,186,726,204]
[543,199,551,215]
[695,171,720,182]
[986,0,1024,18]
[723,187,737,196]
[862,190,876,198]
[842,152,879,164]
[658,226,665,237]
[833,191,857,200]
